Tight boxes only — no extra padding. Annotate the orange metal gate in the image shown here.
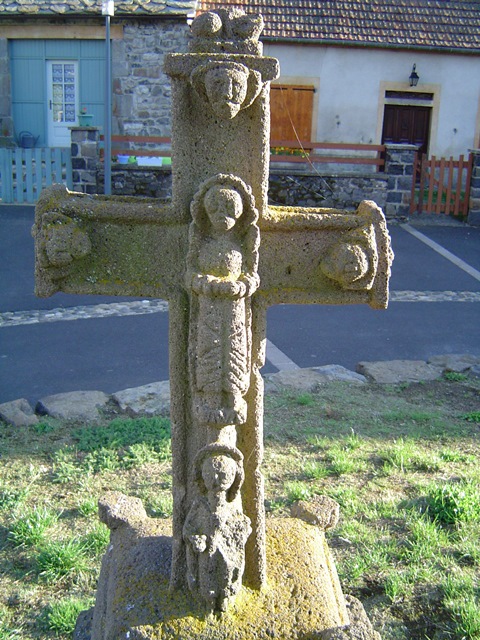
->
[410,152,473,217]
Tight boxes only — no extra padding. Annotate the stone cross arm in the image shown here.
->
[34,185,391,310]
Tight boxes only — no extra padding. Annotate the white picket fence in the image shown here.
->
[0,147,73,204]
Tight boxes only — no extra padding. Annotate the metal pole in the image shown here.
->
[104,13,112,195]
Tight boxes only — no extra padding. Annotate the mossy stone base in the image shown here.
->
[80,514,372,640]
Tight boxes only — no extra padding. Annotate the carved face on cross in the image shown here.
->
[201,455,237,494]
[204,66,248,119]
[204,185,243,233]
[191,61,262,121]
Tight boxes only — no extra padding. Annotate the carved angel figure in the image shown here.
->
[187,174,260,427]
[183,445,251,612]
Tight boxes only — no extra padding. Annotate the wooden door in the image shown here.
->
[270,85,315,144]
[381,104,431,156]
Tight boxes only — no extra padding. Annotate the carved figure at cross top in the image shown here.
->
[33,7,392,628]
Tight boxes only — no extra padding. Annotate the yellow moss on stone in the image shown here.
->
[104,518,349,640]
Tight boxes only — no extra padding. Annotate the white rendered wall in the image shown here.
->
[264,42,480,158]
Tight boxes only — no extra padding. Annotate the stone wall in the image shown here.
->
[383,144,417,218]
[268,171,388,210]
[73,141,418,219]
[97,164,172,200]
[112,20,190,136]
[71,127,101,195]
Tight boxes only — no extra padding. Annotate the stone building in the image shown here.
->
[200,0,480,160]
[0,0,196,149]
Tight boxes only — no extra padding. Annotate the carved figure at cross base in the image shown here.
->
[34,8,391,639]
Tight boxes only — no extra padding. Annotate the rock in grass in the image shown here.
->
[264,366,365,393]
[356,360,442,384]
[36,390,109,422]
[427,353,480,373]
[291,495,340,531]
[112,381,170,416]
[0,398,38,427]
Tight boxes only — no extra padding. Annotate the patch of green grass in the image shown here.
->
[440,448,476,463]
[425,480,480,525]
[32,420,57,434]
[83,447,121,474]
[50,417,172,483]
[0,486,28,512]
[81,522,110,555]
[442,574,480,639]
[461,411,480,423]
[443,371,469,382]
[295,393,315,406]
[378,437,442,473]
[302,460,328,480]
[52,447,86,484]
[284,480,314,503]
[44,596,93,636]
[77,496,98,517]
[36,538,90,582]
[124,441,172,467]
[146,493,174,518]
[8,505,58,547]
[74,416,171,455]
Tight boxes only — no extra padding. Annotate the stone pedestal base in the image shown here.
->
[75,493,379,640]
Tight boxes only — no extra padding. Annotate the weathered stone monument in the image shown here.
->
[33,8,391,639]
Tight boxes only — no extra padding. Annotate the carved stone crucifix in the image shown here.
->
[33,8,392,620]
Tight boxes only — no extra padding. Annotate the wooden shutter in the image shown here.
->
[270,85,315,144]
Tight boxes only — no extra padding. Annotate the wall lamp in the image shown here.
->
[409,64,419,87]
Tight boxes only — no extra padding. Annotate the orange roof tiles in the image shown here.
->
[198,0,480,52]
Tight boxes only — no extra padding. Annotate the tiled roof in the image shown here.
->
[0,0,196,16]
[198,0,480,52]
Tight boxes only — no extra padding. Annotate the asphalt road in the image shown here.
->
[1,205,479,404]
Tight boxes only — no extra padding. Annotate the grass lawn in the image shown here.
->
[1,374,479,639]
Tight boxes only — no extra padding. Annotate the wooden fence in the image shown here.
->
[270,140,385,169]
[100,136,385,170]
[410,153,473,217]
[0,147,72,204]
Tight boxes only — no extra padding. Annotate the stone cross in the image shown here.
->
[33,8,392,619]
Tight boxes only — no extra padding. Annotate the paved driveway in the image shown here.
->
[1,205,479,404]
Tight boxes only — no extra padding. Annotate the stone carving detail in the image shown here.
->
[187,174,260,427]
[191,61,262,120]
[190,9,264,55]
[41,212,91,268]
[183,444,251,612]
[320,225,378,290]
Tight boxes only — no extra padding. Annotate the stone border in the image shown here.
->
[1,355,479,428]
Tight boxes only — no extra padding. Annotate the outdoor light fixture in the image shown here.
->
[409,64,419,87]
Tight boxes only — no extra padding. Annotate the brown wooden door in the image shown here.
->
[270,85,315,144]
[381,104,431,156]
